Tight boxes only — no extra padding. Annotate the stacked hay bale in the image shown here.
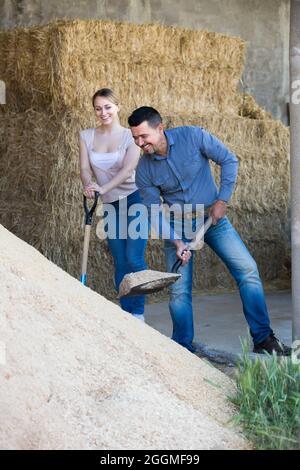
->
[0,20,244,115]
[0,20,290,300]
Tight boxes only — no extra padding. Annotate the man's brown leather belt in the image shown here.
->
[171,208,210,220]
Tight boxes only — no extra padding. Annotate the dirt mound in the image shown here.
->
[0,225,249,449]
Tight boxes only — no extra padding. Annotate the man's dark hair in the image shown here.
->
[128,106,162,128]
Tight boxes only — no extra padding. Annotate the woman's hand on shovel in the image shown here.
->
[173,240,192,267]
[83,182,103,199]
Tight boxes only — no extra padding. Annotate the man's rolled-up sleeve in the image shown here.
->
[195,127,239,203]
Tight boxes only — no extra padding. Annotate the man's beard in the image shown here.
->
[142,144,154,154]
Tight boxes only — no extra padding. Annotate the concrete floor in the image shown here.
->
[145,290,292,363]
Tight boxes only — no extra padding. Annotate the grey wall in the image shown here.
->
[0,0,290,123]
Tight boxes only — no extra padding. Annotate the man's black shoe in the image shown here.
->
[253,334,291,356]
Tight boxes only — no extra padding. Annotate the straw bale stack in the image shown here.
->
[239,93,273,120]
[0,20,245,116]
[0,107,290,300]
[0,110,58,248]
[0,19,290,300]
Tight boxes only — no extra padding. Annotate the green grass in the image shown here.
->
[230,342,300,449]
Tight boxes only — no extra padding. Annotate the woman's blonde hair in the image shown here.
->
[92,88,119,107]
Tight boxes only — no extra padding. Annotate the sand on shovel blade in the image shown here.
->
[118,270,181,297]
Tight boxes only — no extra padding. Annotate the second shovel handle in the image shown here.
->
[81,224,91,281]
[186,216,212,251]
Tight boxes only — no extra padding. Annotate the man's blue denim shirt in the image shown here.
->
[136,125,238,208]
[135,126,238,240]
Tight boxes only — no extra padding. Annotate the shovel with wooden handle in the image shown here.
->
[118,216,213,297]
[80,191,99,285]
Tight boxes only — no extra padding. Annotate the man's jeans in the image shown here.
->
[164,216,273,352]
[106,190,147,316]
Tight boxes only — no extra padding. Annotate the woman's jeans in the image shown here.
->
[164,216,273,352]
[105,190,147,316]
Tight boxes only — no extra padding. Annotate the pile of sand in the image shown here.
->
[0,20,290,300]
[0,225,249,449]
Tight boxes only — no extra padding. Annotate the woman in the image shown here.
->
[79,88,147,321]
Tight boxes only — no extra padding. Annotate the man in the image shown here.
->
[128,106,291,356]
